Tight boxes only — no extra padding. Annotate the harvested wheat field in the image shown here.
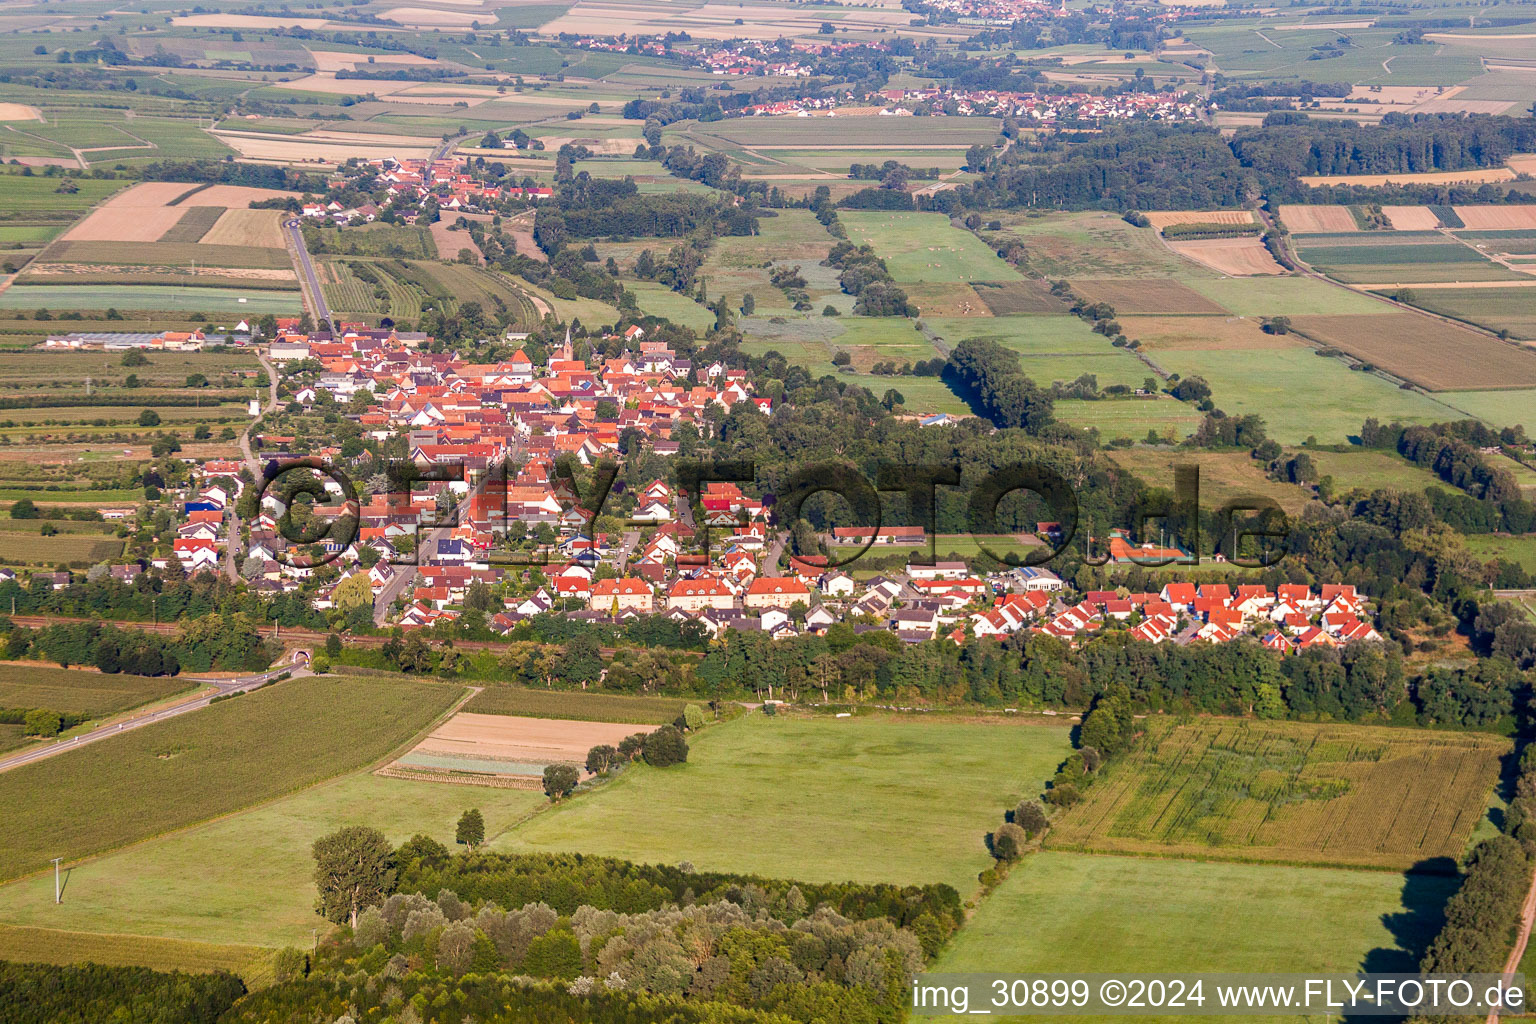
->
[1169,237,1286,276]
[0,103,41,121]
[1454,206,1536,230]
[431,214,487,264]
[200,209,286,249]
[1145,210,1256,230]
[271,73,415,96]
[211,131,434,163]
[61,182,202,242]
[387,713,654,787]
[380,5,482,25]
[1382,206,1441,231]
[1508,155,1536,175]
[1301,168,1515,187]
[1281,206,1357,233]
[1292,312,1536,391]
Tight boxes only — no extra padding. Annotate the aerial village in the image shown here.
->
[35,314,1387,657]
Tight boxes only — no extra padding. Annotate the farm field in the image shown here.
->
[503,713,1075,894]
[1304,449,1448,494]
[1181,276,1385,317]
[0,675,463,883]
[993,212,1198,279]
[463,686,686,724]
[862,373,969,415]
[838,211,1022,284]
[0,284,301,314]
[1153,346,1457,443]
[0,531,123,565]
[0,665,192,718]
[1436,389,1536,432]
[929,315,1152,388]
[0,924,270,984]
[1107,449,1309,514]
[1046,718,1507,870]
[628,280,714,332]
[1118,314,1298,352]
[1465,533,1536,574]
[1167,236,1285,275]
[1289,312,1536,391]
[1069,278,1226,314]
[388,712,651,784]
[0,174,126,214]
[1279,205,1358,233]
[1055,397,1205,441]
[0,771,544,949]
[931,852,1458,1024]
[1397,286,1536,341]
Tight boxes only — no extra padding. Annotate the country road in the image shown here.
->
[0,656,310,775]
[285,217,330,325]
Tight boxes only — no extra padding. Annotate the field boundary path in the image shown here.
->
[1488,863,1536,1023]
[0,656,310,775]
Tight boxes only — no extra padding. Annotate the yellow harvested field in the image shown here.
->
[1428,31,1536,39]
[1169,236,1286,276]
[199,209,286,249]
[191,185,301,207]
[380,5,482,25]
[61,182,199,243]
[0,103,42,121]
[1281,205,1356,233]
[305,49,437,71]
[1382,205,1440,230]
[1301,168,1515,187]
[540,0,920,39]
[1144,210,1256,229]
[172,13,331,27]
[431,214,488,264]
[271,73,415,96]
[1508,154,1536,175]
[306,129,446,146]
[1454,206,1536,230]
[211,131,435,163]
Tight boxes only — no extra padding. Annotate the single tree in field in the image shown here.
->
[1014,800,1049,839]
[585,743,616,774]
[543,763,579,802]
[642,725,688,767]
[456,808,485,852]
[992,821,1028,861]
[312,826,395,928]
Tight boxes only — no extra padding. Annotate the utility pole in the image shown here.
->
[51,857,62,904]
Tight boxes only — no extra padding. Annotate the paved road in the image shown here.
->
[285,218,330,325]
[224,350,281,582]
[0,657,310,775]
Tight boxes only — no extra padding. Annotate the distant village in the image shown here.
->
[31,319,1385,656]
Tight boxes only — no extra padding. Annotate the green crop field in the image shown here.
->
[1107,448,1311,515]
[0,666,191,718]
[1183,277,1386,317]
[0,531,123,564]
[1154,346,1465,443]
[503,714,1074,894]
[1055,398,1204,441]
[1396,287,1536,341]
[1438,389,1536,433]
[931,852,1458,1024]
[0,772,543,948]
[0,284,301,314]
[1304,449,1447,495]
[0,675,463,883]
[0,924,270,984]
[0,175,126,214]
[1465,534,1536,574]
[1046,718,1506,869]
[464,686,686,724]
[839,212,1021,284]
[849,373,969,414]
[992,211,1198,279]
[629,281,715,332]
